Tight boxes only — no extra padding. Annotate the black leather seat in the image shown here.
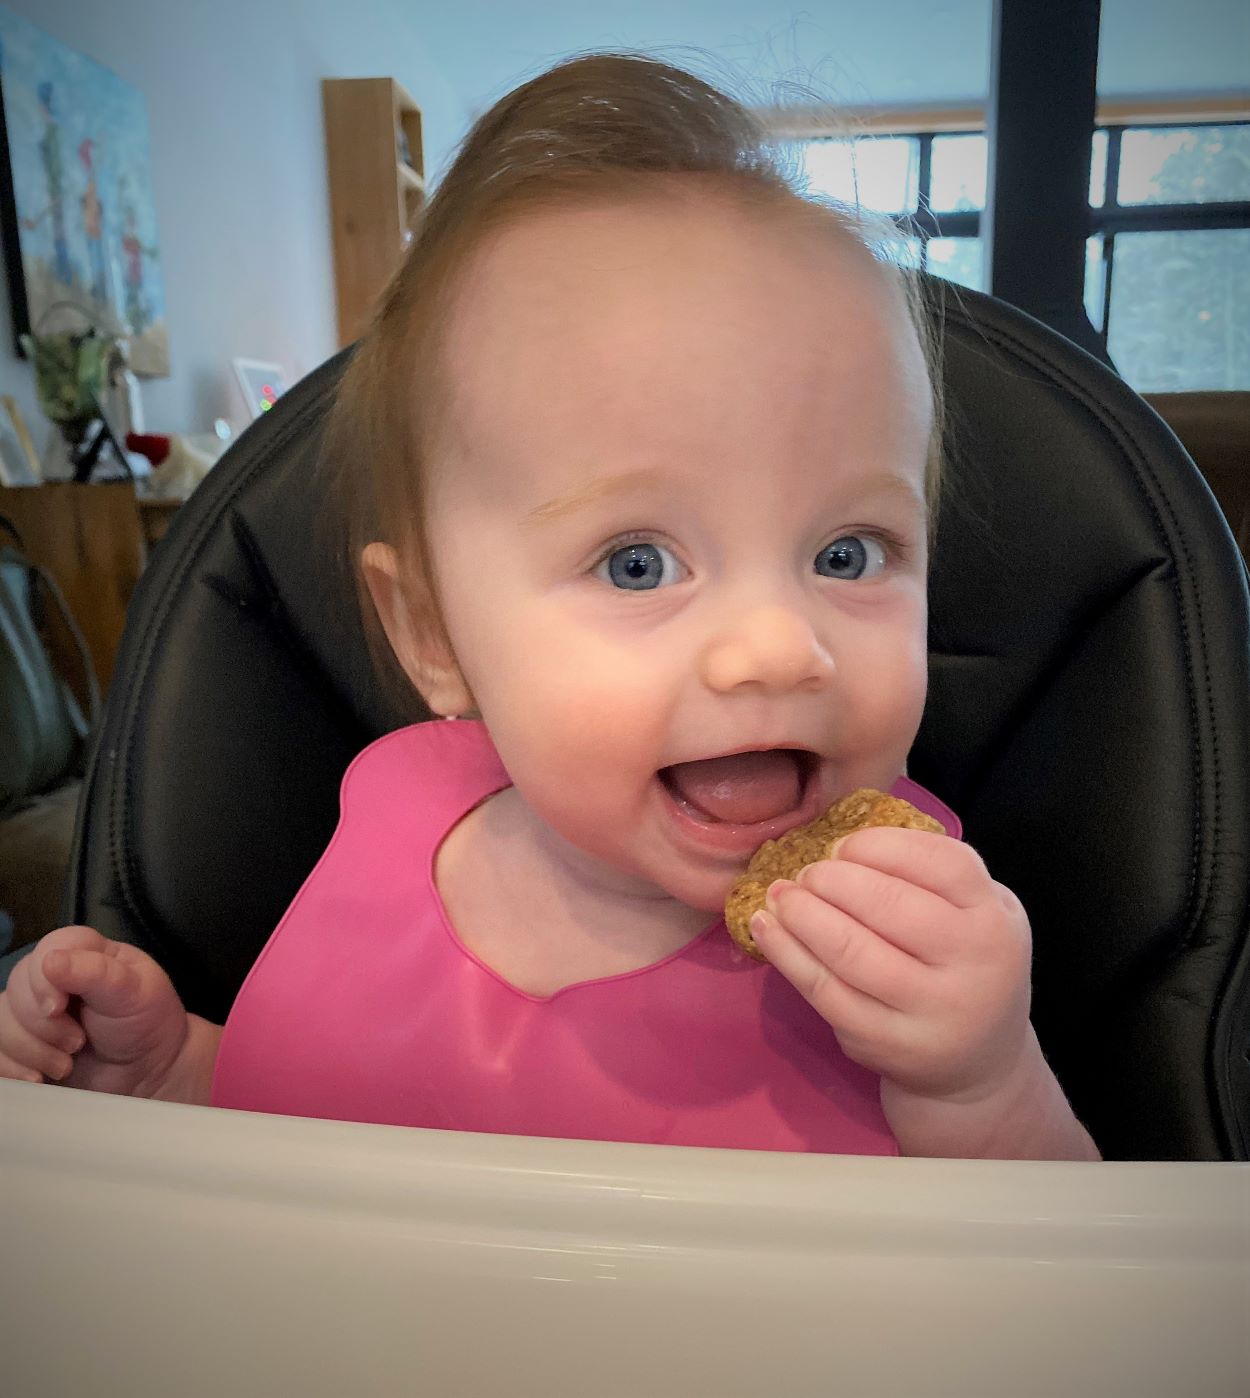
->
[63,281,1250,1161]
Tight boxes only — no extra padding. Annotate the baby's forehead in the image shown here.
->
[440,187,910,382]
[427,189,930,519]
[460,184,881,293]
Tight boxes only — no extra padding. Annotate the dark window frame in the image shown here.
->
[803,119,1250,349]
[1088,121,1250,340]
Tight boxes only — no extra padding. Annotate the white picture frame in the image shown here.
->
[232,358,289,420]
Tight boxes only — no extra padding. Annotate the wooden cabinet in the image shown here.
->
[322,77,426,348]
[0,481,147,707]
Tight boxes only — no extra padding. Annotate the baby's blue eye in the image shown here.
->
[814,536,887,581]
[599,541,682,590]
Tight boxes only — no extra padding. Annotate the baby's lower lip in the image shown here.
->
[655,771,823,855]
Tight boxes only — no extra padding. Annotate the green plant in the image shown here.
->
[19,327,120,448]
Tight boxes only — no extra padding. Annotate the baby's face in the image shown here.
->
[423,190,932,913]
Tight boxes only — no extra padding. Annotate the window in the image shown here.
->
[797,121,1250,391]
[799,133,983,292]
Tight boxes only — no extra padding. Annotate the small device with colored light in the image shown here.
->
[233,358,290,421]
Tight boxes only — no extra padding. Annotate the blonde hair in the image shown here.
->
[324,52,944,713]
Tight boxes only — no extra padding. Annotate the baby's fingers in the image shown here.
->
[15,925,114,1019]
[764,881,923,1006]
[33,1009,86,1057]
[0,1046,44,1084]
[0,1000,83,1082]
[42,946,145,1020]
[750,906,898,1062]
[831,828,984,910]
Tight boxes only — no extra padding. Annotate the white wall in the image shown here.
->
[0,0,464,447]
[417,0,1249,122]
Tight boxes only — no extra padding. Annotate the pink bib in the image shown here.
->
[213,721,960,1154]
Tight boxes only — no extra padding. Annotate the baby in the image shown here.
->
[0,55,1097,1160]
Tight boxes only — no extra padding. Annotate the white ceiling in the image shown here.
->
[413,0,1248,119]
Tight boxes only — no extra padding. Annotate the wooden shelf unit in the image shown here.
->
[322,77,426,348]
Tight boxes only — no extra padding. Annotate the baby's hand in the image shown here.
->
[0,925,191,1097]
[750,829,1033,1103]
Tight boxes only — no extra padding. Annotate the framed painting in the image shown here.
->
[0,8,168,376]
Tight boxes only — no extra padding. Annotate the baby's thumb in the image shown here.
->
[42,946,145,1019]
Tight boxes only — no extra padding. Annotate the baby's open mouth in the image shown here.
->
[659,748,817,826]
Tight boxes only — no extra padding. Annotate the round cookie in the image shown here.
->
[724,788,945,960]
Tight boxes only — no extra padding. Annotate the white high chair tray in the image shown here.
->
[1,1079,1246,1397]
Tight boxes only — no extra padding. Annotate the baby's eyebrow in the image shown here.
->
[523,466,669,527]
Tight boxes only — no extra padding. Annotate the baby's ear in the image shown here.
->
[360,543,474,718]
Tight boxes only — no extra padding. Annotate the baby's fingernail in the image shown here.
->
[750,910,771,939]
[795,863,815,886]
[764,879,792,911]
[827,836,849,859]
[42,998,59,1017]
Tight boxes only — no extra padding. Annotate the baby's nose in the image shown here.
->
[701,604,836,694]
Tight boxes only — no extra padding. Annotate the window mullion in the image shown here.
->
[916,134,933,268]
[1094,203,1250,234]
[1097,111,1113,338]
[1104,127,1123,213]
[1100,233,1115,345]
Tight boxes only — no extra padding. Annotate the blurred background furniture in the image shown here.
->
[0,481,144,957]
[1146,392,1250,562]
[137,495,184,551]
[0,481,147,707]
[322,76,426,348]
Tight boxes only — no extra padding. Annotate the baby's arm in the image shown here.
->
[751,830,1101,1161]
[878,1031,1100,1161]
[0,926,221,1104]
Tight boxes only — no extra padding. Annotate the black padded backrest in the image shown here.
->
[66,282,1250,1160]
[911,287,1250,1161]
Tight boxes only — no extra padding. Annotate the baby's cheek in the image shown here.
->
[869,632,928,737]
[493,693,646,808]
[521,699,618,769]
[542,666,669,753]
[888,675,928,749]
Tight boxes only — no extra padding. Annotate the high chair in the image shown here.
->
[59,278,1250,1162]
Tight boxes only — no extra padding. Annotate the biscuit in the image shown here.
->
[724,788,945,960]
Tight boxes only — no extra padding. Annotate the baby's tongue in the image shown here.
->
[664,750,802,825]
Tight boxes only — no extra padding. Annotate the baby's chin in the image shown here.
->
[643,866,742,919]
[610,860,735,918]
[556,831,738,920]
